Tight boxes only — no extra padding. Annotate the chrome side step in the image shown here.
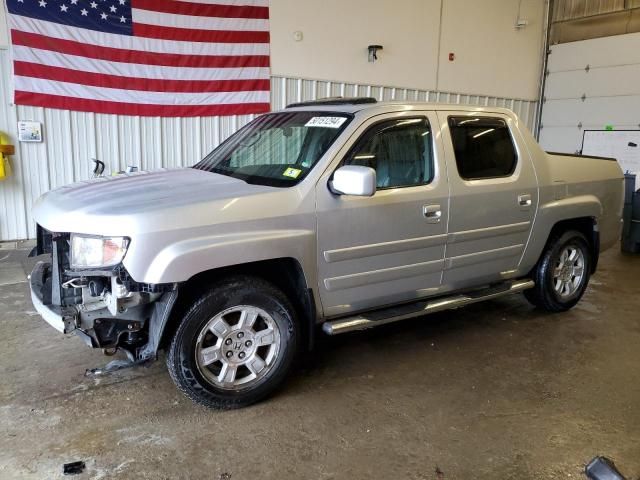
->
[322,279,535,335]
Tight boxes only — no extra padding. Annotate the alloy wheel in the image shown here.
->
[552,245,585,298]
[195,306,281,390]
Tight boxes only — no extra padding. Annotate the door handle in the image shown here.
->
[518,194,532,207]
[423,204,442,223]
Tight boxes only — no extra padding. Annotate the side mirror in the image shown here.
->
[330,166,376,196]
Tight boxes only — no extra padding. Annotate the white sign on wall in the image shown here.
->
[17,121,42,142]
[582,130,640,189]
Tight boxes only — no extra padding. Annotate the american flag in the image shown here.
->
[6,0,271,117]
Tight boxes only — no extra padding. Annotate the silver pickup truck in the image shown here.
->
[29,98,624,408]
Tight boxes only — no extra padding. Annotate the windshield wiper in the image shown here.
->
[201,167,247,184]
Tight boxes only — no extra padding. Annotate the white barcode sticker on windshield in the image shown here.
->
[305,116,347,129]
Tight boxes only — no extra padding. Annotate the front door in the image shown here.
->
[315,112,449,318]
[437,112,539,290]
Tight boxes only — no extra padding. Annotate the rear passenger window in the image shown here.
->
[448,116,517,180]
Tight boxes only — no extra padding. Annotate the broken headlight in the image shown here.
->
[70,234,129,269]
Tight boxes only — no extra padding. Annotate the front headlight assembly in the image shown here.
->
[70,234,129,269]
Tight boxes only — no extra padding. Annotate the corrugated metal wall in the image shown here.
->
[551,0,640,43]
[0,48,537,241]
[552,0,629,20]
[0,48,27,242]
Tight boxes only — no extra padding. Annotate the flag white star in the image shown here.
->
[70,0,78,4]
[100,12,108,20]
[60,4,68,12]
[17,0,24,3]
[80,8,88,15]
[109,5,117,12]
[120,15,126,23]
[38,0,47,7]
[90,1,98,8]
[119,0,125,4]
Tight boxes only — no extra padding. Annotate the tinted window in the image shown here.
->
[448,116,517,180]
[344,117,433,189]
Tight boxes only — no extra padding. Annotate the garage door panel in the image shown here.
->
[538,126,584,153]
[541,97,640,127]
[547,30,640,72]
[542,32,640,153]
[539,98,583,126]
[545,64,640,99]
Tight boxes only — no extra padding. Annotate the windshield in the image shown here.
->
[193,111,352,187]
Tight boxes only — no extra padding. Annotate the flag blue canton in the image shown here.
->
[7,0,133,35]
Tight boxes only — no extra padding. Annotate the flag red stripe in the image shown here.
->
[132,0,269,19]
[11,30,270,68]
[133,23,270,44]
[14,91,271,117]
[14,62,271,93]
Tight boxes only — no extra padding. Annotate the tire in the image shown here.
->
[524,230,592,312]
[167,275,298,409]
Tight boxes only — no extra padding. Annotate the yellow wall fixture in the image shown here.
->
[0,132,15,180]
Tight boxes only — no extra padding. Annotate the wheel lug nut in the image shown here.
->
[237,332,244,339]
[245,340,252,347]
[238,352,246,359]
[226,351,233,358]
[225,338,232,345]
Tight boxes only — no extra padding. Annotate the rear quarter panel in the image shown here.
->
[519,152,624,271]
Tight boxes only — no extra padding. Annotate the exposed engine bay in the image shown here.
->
[29,225,175,362]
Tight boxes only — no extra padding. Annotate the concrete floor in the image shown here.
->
[1,246,639,480]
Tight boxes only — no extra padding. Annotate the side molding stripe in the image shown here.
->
[444,244,524,270]
[324,259,444,291]
[446,221,530,244]
[323,222,529,264]
[324,234,447,263]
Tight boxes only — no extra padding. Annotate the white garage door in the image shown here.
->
[539,31,640,154]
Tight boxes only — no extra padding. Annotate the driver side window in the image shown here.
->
[344,117,434,189]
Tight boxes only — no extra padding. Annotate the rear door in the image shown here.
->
[315,111,449,318]
[437,112,539,290]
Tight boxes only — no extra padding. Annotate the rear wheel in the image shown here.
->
[167,276,297,409]
[524,230,591,312]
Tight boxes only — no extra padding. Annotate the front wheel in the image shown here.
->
[167,276,298,409]
[524,230,592,312]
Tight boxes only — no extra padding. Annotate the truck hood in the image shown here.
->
[32,168,281,235]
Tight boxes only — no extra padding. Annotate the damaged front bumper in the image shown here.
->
[29,258,177,360]
[29,261,77,334]
[29,260,163,349]
[28,226,177,362]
